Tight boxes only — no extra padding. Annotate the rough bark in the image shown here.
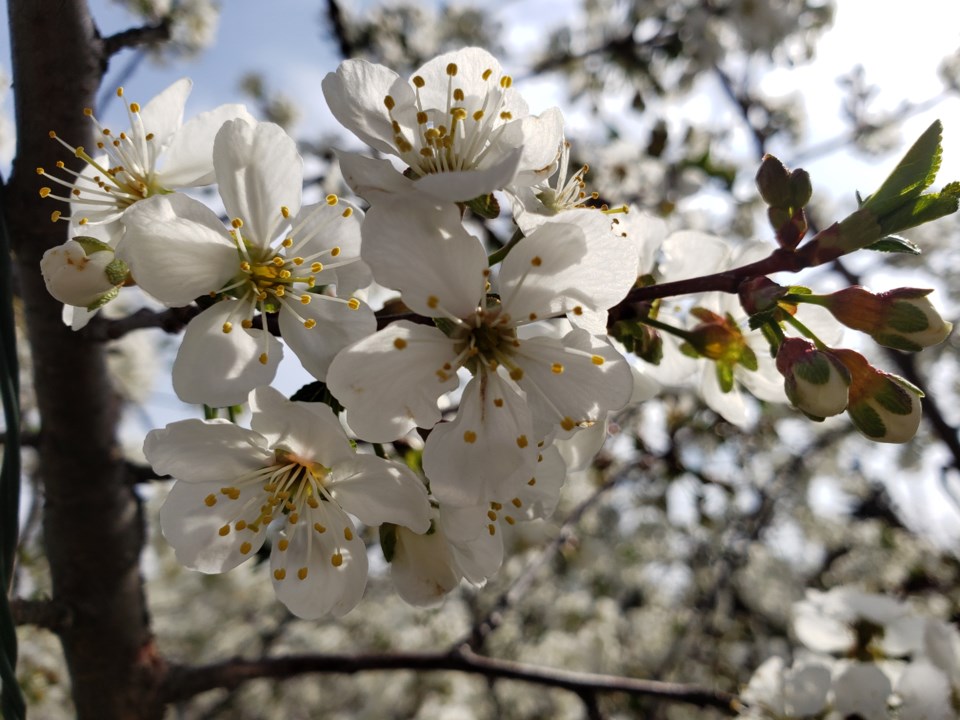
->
[5,1,162,717]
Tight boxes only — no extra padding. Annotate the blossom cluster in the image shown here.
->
[36,48,953,619]
[742,587,960,720]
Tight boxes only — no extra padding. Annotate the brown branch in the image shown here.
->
[10,598,73,632]
[102,19,172,57]
[160,645,742,714]
[84,306,200,342]
[325,0,355,61]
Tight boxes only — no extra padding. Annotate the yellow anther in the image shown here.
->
[281,206,290,218]
[300,294,311,305]
[330,246,341,257]
[48,130,57,139]
[500,76,513,88]
[56,161,64,168]
[292,257,304,266]
[303,319,317,330]
[529,313,538,321]
[218,525,230,537]
[416,111,429,124]
[505,516,516,525]
[342,207,353,218]
[463,430,478,444]
[487,510,498,521]
[241,319,253,329]
[331,553,344,567]
[394,338,408,350]
[83,107,93,116]
[500,111,513,121]
[326,194,338,205]
[512,497,522,508]
[446,63,458,76]
[413,75,425,88]
[531,256,543,267]
[50,211,62,222]
[383,95,396,110]
[240,542,252,555]
[275,286,286,297]
[561,417,576,431]
[204,494,217,507]
[231,218,243,229]
[222,322,233,334]
[509,367,524,381]
[75,145,86,157]
[288,512,299,525]
[129,102,140,113]
[516,435,528,448]
[591,355,605,366]
[35,167,44,175]
[274,568,286,580]
[235,520,247,530]
[528,478,537,486]
[279,269,292,280]
[344,527,353,541]
[116,87,124,97]
[488,524,496,536]
[494,398,504,408]
[314,523,326,534]
[145,133,154,141]
[572,305,583,316]
[473,110,484,121]
[551,363,564,374]
[419,147,434,157]
[220,486,240,499]
[347,298,361,310]
[272,256,285,266]
[278,538,289,551]
[427,295,439,309]
[39,187,51,198]
[239,261,251,272]
[491,501,503,510]
[78,218,88,225]
[453,88,465,101]
[259,352,269,365]
[297,567,308,580]
[482,68,493,80]
[307,497,319,509]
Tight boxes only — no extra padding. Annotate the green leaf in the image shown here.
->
[863,120,943,216]
[864,235,922,255]
[878,186,960,235]
[465,193,501,219]
[290,380,345,414]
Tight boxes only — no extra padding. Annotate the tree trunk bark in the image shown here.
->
[5,1,162,717]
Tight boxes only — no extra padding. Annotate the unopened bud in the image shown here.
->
[832,348,923,443]
[40,237,125,308]
[775,338,850,420]
[818,286,952,351]
[739,277,787,316]
[756,155,793,208]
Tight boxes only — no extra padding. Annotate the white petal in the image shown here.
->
[422,371,538,507]
[330,454,431,532]
[271,503,368,618]
[290,199,370,293]
[390,524,461,607]
[514,330,633,438]
[782,661,831,717]
[742,657,786,715]
[336,151,415,202]
[138,78,191,147]
[511,108,565,187]
[144,418,272,482]
[248,386,355,465]
[518,444,567,520]
[120,193,238,306]
[441,504,504,585]
[214,119,302,247]
[896,662,952,720]
[159,477,268,573]
[659,231,731,281]
[322,60,409,155]
[361,195,487,319]
[158,103,256,187]
[172,302,283,407]
[327,321,460,442]
[832,662,891,720]
[413,147,523,201]
[279,294,376,382]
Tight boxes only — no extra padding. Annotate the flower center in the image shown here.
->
[383,62,514,177]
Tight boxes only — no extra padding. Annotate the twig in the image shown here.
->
[102,19,172,57]
[84,306,200,341]
[160,645,742,714]
[10,598,73,632]
[325,0,355,60]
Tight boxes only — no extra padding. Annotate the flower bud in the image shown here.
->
[819,286,953,351]
[775,338,850,419]
[40,237,126,308]
[756,154,793,208]
[832,348,923,443]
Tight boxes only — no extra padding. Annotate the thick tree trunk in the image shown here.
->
[5,1,162,717]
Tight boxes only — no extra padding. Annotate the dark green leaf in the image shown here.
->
[864,235,922,255]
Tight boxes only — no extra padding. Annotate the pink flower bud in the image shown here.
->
[775,338,850,419]
[820,286,952,351]
[831,349,923,443]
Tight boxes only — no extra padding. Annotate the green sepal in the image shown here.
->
[465,193,501,219]
[433,318,460,338]
[873,333,923,353]
[72,235,113,255]
[862,120,943,216]
[737,345,758,372]
[379,523,398,563]
[887,301,930,333]
[104,257,130,286]
[864,235,922,255]
[84,285,120,311]
[875,379,915,415]
[716,362,735,393]
[290,380,345,414]
[848,402,886,439]
[748,309,780,331]
[794,353,831,385]
[679,342,700,359]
